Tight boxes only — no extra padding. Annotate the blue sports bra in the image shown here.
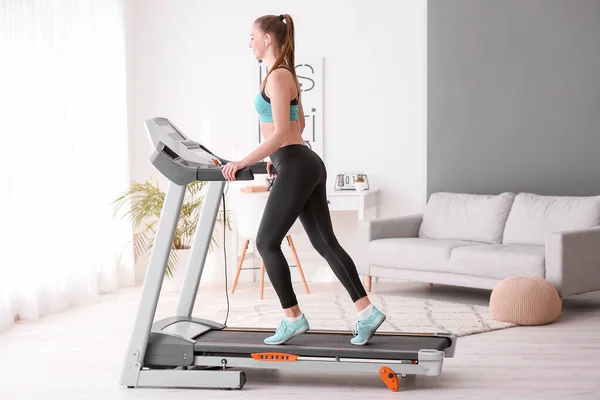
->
[254,68,299,122]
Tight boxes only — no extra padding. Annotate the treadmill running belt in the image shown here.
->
[194,329,451,360]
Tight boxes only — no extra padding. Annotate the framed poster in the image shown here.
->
[256,57,324,159]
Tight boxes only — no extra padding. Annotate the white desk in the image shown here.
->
[324,189,380,220]
[257,188,380,221]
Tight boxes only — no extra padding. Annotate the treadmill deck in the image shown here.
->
[193,328,452,360]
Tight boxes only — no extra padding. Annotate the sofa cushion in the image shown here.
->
[367,238,476,273]
[503,193,600,245]
[418,192,516,244]
[448,244,545,280]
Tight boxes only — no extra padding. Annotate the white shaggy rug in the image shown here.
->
[188,287,517,337]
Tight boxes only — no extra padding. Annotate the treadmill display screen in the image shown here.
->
[159,121,186,140]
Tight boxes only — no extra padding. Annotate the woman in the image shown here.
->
[220,13,386,346]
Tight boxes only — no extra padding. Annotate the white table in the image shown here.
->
[256,188,380,221]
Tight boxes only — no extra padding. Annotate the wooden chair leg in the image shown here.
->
[260,259,265,300]
[364,275,372,292]
[231,239,249,294]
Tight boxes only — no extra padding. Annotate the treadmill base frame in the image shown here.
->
[127,348,445,391]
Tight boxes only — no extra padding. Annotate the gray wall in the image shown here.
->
[427,0,600,197]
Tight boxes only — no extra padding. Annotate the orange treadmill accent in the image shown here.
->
[250,353,299,362]
[379,366,399,392]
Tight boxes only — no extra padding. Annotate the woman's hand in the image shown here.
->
[221,160,246,181]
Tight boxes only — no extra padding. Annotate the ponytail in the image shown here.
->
[256,14,300,94]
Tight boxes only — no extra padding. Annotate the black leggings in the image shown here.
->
[255,144,368,309]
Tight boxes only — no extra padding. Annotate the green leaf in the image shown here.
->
[111,176,231,277]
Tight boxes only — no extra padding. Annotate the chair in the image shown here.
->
[230,190,310,299]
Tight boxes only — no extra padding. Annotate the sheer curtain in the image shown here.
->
[0,0,134,331]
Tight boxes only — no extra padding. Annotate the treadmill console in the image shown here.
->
[144,117,257,185]
[145,117,221,168]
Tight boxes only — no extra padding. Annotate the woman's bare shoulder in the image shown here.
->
[266,67,297,98]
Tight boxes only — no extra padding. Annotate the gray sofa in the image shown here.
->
[359,192,600,297]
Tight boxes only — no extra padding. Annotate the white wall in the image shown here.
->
[125,0,427,283]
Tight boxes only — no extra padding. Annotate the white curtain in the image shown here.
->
[0,0,134,331]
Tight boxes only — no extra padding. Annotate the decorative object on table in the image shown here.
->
[354,175,368,192]
[334,171,369,191]
[112,178,231,278]
[489,275,562,325]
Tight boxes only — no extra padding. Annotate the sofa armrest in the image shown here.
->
[363,214,423,242]
[355,214,422,276]
[545,226,600,297]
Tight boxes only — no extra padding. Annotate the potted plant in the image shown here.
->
[354,174,368,192]
[112,177,231,284]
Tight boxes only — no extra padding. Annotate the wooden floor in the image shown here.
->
[1,280,599,399]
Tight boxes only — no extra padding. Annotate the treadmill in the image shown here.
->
[119,117,457,392]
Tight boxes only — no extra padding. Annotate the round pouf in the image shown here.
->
[490,275,562,325]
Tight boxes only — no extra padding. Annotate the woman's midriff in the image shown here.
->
[260,120,305,147]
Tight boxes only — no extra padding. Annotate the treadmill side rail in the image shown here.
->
[194,355,441,377]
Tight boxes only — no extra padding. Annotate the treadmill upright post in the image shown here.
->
[119,181,186,387]
[175,180,225,318]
